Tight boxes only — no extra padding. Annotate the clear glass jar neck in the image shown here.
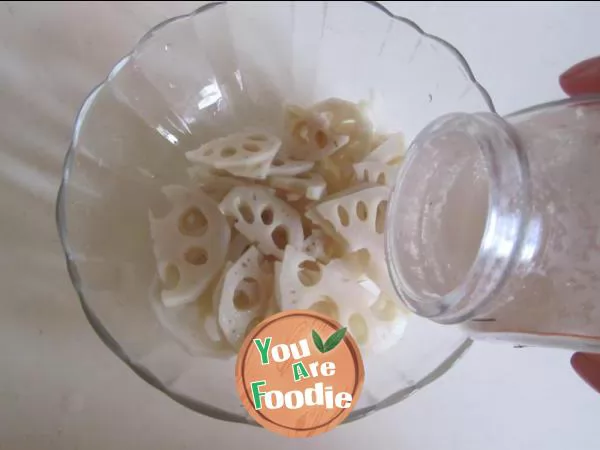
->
[386,112,532,324]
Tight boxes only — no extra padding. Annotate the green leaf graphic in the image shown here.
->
[312,329,325,353]
[322,327,347,353]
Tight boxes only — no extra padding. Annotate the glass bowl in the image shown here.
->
[57,1,494,425]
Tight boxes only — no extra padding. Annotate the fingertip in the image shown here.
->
[571,352,600,394]
[559,56,600,96]
[570,352,585,371]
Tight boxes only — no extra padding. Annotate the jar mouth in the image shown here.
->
[385,113,529,324]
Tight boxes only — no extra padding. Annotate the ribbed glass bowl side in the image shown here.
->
[57,1,493,425]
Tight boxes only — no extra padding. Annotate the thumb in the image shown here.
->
[559,56,600,96]
[571,352,600,393]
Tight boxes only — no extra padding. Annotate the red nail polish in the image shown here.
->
[571,353,600,394]
[559,57,600,97]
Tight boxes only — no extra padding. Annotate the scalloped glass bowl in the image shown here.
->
[57,1,494,424]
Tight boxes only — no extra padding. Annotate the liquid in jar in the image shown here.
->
[386,97,600,352]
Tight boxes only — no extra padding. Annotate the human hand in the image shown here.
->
[571,353,600,394]
[559,56,600,96]
[559,56,600,394]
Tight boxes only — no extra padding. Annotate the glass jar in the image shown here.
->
[386,96,600,352]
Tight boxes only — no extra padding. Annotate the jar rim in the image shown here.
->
[385,112,530,324]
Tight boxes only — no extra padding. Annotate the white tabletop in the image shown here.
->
[1,2,599,449]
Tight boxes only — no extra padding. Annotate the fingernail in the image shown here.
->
[571,352,600,394]
[559,57,600,96]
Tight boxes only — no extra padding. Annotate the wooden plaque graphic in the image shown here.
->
[235,310,364,437]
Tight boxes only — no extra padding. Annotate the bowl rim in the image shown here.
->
[56,0,490,427]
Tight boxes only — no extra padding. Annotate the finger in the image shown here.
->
[571,352,600,394]
[559,56,600,96]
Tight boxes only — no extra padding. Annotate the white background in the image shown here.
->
[1,2,599,449]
